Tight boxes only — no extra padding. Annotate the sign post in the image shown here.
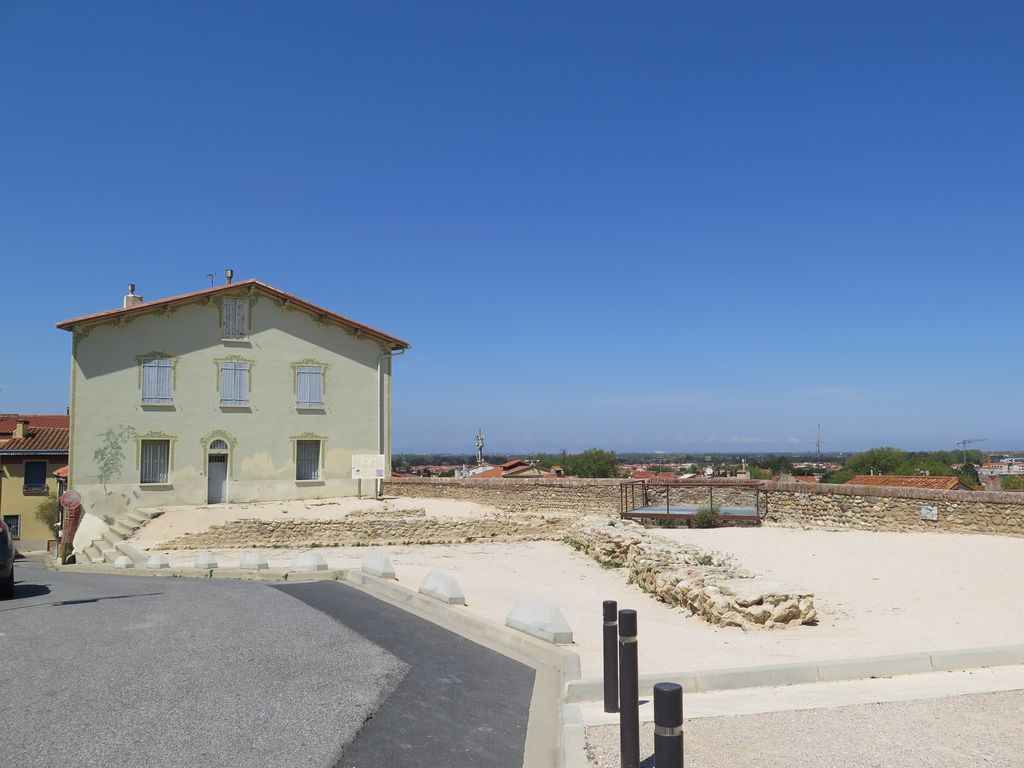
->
[352,454,386,500]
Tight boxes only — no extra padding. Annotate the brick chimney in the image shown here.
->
[14,419,28,439]
[123,283,144,308]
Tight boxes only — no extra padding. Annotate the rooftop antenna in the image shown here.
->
[206,273,216,287]
[816,424,821,463]
[474,429,485,466]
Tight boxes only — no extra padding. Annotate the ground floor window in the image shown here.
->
[3,515,20,539]
[24,460,48,494]
[140,439,170,484]
[296,440,321,481]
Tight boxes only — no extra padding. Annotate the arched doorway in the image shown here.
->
[207,439,229,504]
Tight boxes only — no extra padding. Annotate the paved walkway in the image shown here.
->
[1,562,535,768]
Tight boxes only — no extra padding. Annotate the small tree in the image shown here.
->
[35,493,61,530]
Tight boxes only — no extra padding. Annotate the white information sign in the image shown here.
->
[919,505,939,522]
[352,454,386,480]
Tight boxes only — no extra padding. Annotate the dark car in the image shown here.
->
[0,518,13,598]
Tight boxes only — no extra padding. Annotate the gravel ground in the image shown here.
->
[0,562,407,768]
[585,689,1024,767]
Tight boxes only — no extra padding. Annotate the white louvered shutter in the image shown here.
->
[143,359,172,404]
[297,366,323,407]
[220,362,249,405]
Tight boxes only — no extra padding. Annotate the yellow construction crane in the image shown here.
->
[955,438,987,464]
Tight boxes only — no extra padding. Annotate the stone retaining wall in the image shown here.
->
[383,477,622,514]
[568,516,816,629]
[159,509,572,550]
[385,477,1024,537]
[763,482,1024,536]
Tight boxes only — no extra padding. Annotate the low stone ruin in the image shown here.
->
[567,516,816,629]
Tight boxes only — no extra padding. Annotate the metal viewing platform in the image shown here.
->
[619,480,765,525]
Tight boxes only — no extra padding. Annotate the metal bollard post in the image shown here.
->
[603,601,619,713]
[653,682,683,767]
[618,609,639,768]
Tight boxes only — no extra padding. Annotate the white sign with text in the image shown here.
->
[352,453,386,480]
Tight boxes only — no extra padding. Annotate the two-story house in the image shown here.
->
[57,278,409,553]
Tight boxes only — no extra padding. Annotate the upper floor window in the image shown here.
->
[219,362,250,406]
[223,298,249,339]
[296,366,324,408]
[23,461,48,494]
[142,358,173,404]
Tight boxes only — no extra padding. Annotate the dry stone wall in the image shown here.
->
[569,516,816,630]
[383,477,622,514]
[159,508,572,549]
[763,482,1024,536]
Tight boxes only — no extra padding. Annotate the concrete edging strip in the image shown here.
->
[565,644,1024,703]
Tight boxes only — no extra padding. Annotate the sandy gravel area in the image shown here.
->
[134,503,1024,678]
[128,496,505,550]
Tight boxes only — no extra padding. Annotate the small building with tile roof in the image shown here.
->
[57,278,409,556]
[0,416,69,551]
[846,474,973,491]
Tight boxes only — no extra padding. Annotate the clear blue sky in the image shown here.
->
[2,2,1021,454]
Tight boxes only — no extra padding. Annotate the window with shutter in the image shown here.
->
[296,366,324,408]
[220,362,250,405]
[142,358,173,404]
[140,440,170,484]
[222,298,249,339]
[296,440,320,480]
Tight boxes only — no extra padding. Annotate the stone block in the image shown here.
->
[239,552,269,571]
[146,554,170,569]
[113,555,134,569]
[361,553,397,579]
[290,552,328,572]
[505,598,574,644]
[194,552,218,569]
[418,571,466,605]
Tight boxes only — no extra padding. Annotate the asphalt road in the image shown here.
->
[278,580,536,768]
[1,562,535,768]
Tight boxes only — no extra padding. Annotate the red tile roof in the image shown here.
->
[53,466,69,478]
[56,279,410,349]
[0,414,70,434]
[0,427,69,454]
[847,475,967,491]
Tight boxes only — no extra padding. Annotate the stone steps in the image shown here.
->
[75,510,157,565]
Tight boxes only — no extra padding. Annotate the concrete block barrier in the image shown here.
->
[290,552,328,572]
[239,552,269,571]
[194,552,218,569]
[146,554,170,569]
[361,553,397,579]
[418,572,466,605]
[113,555,134,569]
[506,599,574,645]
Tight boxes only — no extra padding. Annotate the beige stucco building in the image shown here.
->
[58,279,409,552]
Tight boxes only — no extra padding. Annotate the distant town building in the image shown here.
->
[0,414,70,552]
[846,475,973,491]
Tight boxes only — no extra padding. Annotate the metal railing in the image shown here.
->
[619,480,767,523]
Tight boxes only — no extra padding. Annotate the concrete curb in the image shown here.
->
[565,644,1024,703]
[52,562,345,582]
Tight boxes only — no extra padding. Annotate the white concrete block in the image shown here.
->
[113,555,134,569]
[290,552,328,572]
[146,554,170,569]
[194,552,218,569]
[239,552,269,571]
[506,599,574,644]
[418,572,466,605]
[361,553,396,579]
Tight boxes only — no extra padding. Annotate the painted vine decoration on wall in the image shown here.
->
[93,425,137,494]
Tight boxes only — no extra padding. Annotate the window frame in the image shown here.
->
[3,515,21,539]
[295,365,325,409]
[23,460,48,495]
[222,297,250,340]
[219,361,251,406]
[295,439,321,481]
[141,357,174,405]
[140,439,171,485]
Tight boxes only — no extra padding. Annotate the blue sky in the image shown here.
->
[2,2,1021,454]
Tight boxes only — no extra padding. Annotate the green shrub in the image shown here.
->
[692,503,721,529]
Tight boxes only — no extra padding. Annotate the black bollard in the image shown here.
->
[653,682,683,767]
[603,601,619,713]
[618,609,639,768]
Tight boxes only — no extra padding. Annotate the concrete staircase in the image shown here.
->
[79,509,157,565]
